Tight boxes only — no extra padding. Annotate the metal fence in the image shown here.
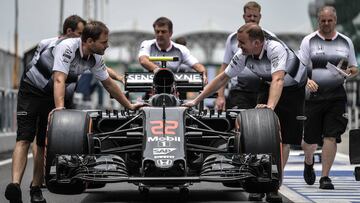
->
[0,88,17,133]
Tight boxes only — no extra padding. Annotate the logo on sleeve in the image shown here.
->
[99,59,106,71]
[62,48,73,61]
[272,56,279,68]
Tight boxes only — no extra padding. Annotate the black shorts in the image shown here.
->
[276,86,305,145]
[16,83,55,147]
[260,85,305,145]
[303,99,348,145]
[226,90,258,109]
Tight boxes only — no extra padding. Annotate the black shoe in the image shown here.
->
[5,183,23,203]
[248,193,265,201]
[266,191,283,203]
[303,157,316,185]
[319,176,334,190]
[30,186,47,203]
[29,181,46,189]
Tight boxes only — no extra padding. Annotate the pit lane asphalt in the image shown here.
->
[0,133,351,202]
[0,156,292,203]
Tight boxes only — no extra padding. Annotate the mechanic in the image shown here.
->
[215,1,277,112]
[183,23,307,202]
[299,6,358,190]
[5,20,145,203]
[28,14,123,189]
[5,14,86,203]
[138,17,207,83]
[214,2,279,201]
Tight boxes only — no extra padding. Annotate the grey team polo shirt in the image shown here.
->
[298,31,357,100]
[224,39,306,89]
[138,39,199,72]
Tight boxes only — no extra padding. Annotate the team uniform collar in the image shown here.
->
[79,38,85,58]
[316,30,338,41]
[156,41,173,52]
[79,38,91,60]
[256,40,267,60]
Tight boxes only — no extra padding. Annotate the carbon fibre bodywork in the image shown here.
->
[45,69,281,195]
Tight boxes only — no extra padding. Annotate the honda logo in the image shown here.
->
[156,159,173,168]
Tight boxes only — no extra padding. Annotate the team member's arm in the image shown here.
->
[257,44,286,110]
[192,63,208,84]
[180,45,208,83]
[139,55,160,72]
[91,56,146,110]
[183,72,230,107]
[184,51,245,108]
[216,33,236,110]
[298,36,319,93]
[101,77,145,110]
[345,38,359,77]
[265,70,285,110]
[138,40,159,72]
[52,41,75,109]
[53,71,67,108]
[107,67,124,83]
[215,63,228,110]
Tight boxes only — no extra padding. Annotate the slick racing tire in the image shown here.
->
[235,108,282,191]
[45,110,93,194]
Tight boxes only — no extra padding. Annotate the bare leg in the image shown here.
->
[12,140,31,184]
[321,137,337,177]
[32,144,45,186]
[281,143,290,170]
[301,140,318,164]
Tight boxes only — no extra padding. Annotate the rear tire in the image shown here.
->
[45,110,92,194]
[236,108,282,192]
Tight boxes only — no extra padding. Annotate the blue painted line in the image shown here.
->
[285,170,354,176]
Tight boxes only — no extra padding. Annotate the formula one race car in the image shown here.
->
[44,57,282,201]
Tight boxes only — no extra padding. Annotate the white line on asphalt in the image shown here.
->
[279,184,310,202]
[0,154,32,166]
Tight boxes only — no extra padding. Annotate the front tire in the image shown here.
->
[236,108,282,192]
[45,110,93,194]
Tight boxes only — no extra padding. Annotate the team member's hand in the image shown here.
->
[215,95,226,111]
[203,75,208,85]
[255,104,274,110]
[129,102,149,110]
[118,74,125,84]
[153,67,160,73]
[48,107,65,122]
[306,79,318,92]
[182,100,197,108]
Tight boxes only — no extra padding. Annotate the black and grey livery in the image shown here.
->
[44,63,282,200]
